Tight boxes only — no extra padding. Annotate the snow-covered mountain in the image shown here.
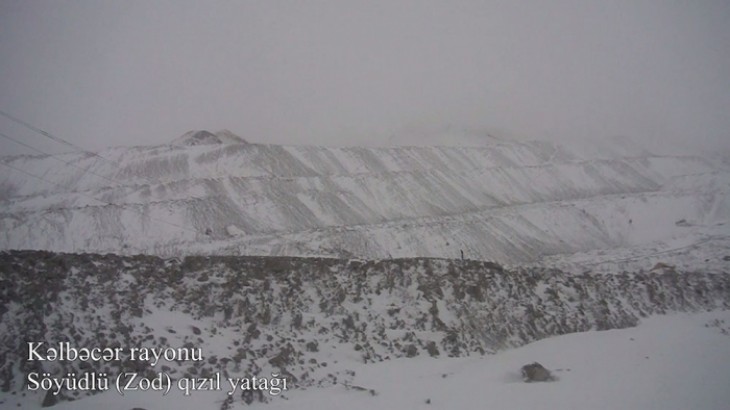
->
[0,131,728,273]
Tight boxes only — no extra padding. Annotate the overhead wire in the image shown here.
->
[0,109,165,188]
[0,160,201,236]
[0,160,100,206]
[0,109,79,150]
[0,131,128,189]
[0,113,203,237]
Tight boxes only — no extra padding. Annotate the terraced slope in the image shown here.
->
[1,133,728,272]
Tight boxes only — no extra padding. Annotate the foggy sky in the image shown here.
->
[1,0,729,155]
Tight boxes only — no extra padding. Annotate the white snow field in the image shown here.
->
[2,310,728,410]
[265,313,730,410]
[1,131,728,274]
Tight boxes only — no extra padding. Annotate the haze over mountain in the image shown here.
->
[1,130,728,274]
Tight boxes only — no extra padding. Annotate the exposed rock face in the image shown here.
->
[521,362,553,382]
[0,250,728,405]
[171,129,248,146]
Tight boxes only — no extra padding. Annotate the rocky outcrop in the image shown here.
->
[171,130,248,146]
[0,250,728,405]
[521,362,553,382]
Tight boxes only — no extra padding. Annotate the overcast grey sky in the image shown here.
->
[0,0,728,155]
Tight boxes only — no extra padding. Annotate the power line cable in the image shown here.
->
[0,130,53,155]
[0,160,104,206]
[0,109,205,239]
[0,109,79,150]
[0,159,201,237]
[0,109,163,188]
[0,131,125,190]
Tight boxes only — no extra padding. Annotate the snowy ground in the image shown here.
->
[4,310,729,410]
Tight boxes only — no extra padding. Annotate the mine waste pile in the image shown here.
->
[0,250,728,405]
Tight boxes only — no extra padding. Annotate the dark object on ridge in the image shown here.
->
[521,362,553,382]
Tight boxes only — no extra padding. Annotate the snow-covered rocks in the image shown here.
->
[1,251,728,407]
[225,224,245,237]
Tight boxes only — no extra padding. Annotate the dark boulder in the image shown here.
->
[521,362,553,382]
